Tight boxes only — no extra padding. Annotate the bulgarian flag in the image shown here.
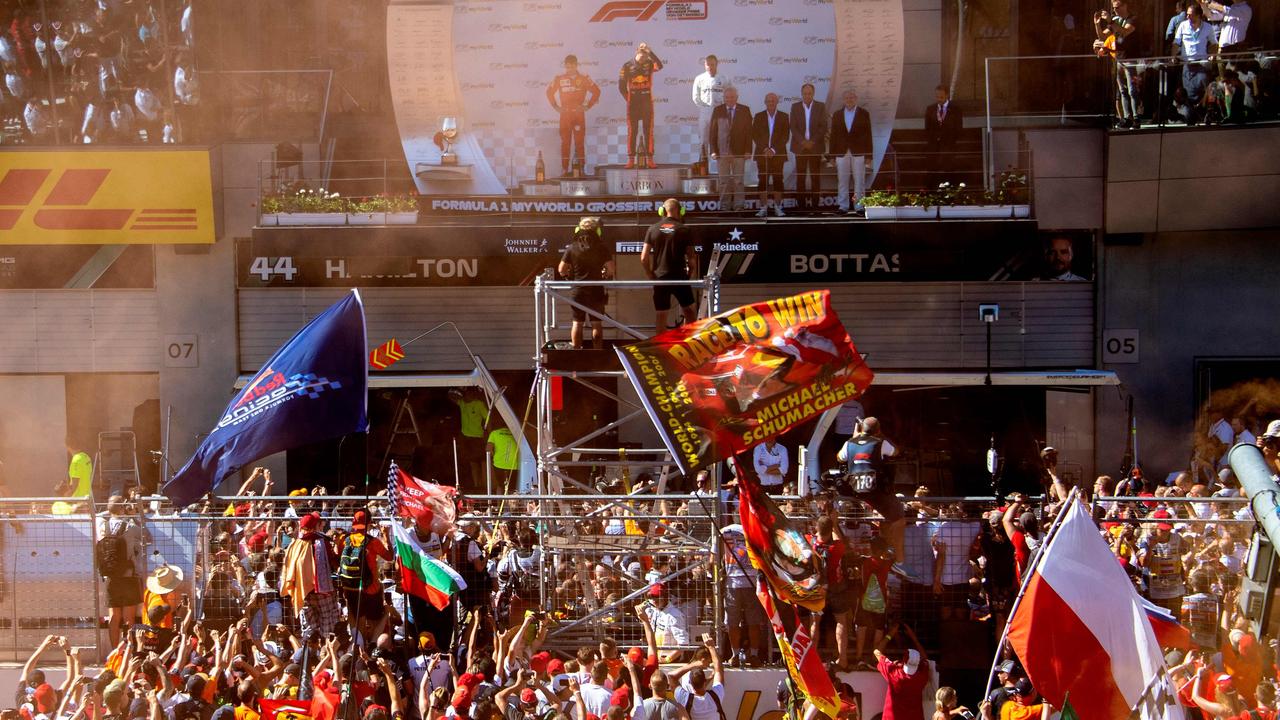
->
[1007,500,1184,720]
[391,521,467,610]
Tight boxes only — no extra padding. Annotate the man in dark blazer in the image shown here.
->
[829,89,873,214]
[788,83,828,213]
[752,92,790,217]
[924,84,963,187]
[709,86,753,213]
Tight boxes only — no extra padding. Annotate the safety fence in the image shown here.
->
[0,493,1257,663]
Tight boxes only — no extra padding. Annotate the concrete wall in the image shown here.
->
[1096,230,1280,478]
[1106,126,1280,234]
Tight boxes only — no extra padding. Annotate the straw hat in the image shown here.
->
[146,564,184,595]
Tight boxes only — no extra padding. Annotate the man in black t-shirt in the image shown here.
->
[558,217,615,349]
[640,199,699,335]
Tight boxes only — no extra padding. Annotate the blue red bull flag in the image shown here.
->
[615,289,873,476]
[162,291,369,507]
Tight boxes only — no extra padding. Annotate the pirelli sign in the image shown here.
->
[0,150,215,244]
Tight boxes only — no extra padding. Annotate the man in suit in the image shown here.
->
[709,86,753,213]
[752,92,790,217]
[789,83,828,213]
[829,89,872,215]
[924,84,963,187]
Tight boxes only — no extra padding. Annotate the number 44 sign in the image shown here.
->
[249,256,298,281]
[1102,329,1139,364]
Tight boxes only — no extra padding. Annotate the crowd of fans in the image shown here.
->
[7,415,1280,720]
[1094,0,1276,127]
[1,0,195,145]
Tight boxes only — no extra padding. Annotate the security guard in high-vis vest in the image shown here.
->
[837,417,908,571]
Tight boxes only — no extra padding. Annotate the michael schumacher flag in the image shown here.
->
[757,577,840,719]
[163,291,368,507]
[615,289,872,476]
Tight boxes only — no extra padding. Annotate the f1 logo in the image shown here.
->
[590,0,665,22]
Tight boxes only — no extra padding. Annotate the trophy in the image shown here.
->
[440,116,459,165]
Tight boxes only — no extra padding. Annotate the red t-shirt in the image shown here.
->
[876,654,929,720]
[1010,530,1030,583]
[817,539,846,585]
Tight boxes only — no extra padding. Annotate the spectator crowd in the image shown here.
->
[6,415,1280,720]
[1,0,196,145]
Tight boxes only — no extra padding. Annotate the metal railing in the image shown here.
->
[1,491,1259,662]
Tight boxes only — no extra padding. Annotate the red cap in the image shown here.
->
[1150,509,1173,531]
[299,512,321,531]
[247,529,269,553]
[648,584,664,597]
[531,651,551,673]
[547,659,565,675]
[352,509,370,531]
[1217,674,1235,691]
[33,684,56,713]
[451,687,473,711]
[520,689,538,705]
[627,647,646,663]
[610,687,631,708]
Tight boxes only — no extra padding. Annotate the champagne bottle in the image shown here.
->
[698,144,709,176]
[535,151,546,183]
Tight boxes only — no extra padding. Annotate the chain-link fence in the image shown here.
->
[0,491,1261,664]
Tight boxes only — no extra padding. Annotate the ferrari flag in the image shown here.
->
[740,476,826,611]
[616,289,873,475]
[757,577,841,719]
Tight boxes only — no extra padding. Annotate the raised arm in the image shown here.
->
[634,604,658,660]
[21,634,55,685]
[705,636,723,686]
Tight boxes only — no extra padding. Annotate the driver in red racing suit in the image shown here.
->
[546,54,601,175]
[618,42,664,168]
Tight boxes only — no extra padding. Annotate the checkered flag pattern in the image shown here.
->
[387,459,404,518]
[473,122,704,183]
[290,373,342,399]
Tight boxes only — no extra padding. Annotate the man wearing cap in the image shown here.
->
[873,647,930,720]
[985,660,1022,718]
[281,512,341,641]
[1258,420,1280,480]
[143,564,185,631]
[640,584,691,663]
[1138,508,1188,614]
[337,509,391,644]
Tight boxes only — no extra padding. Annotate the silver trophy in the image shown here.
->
[440,116,459,166]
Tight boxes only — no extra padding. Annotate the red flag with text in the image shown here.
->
[259,700,311,720]
[740,475,826,611]
[615,290,873,475]
[757,577,841,718]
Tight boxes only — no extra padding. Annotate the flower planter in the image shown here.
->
[346,212,386,225]
[259,213,279,226]
[386,211,418,225]
[276,212,347,226]
[865,206,937,220]
[938,204,1029,219]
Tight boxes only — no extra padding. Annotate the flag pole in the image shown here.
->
[981,486,1080,702]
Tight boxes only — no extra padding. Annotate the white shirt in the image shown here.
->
[1204,1,1250,47]
[766,111,777,139]
[407,655,452,694]
[692,71,725,110]
[675,676,725,720]
[843,106,857,131]
[752,443,789,486]
[642,602,690,647]
[579,682,613,718]
[1174,19,1218,61]
[801,102,813,140]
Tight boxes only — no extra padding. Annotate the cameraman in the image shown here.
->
[619,42,664,168]
[1258,420,1280,480]
[837,417,907,573]
[558,216,615,349]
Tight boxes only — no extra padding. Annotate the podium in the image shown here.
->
[600,164,685,196]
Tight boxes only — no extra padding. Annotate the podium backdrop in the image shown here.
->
[388,0,904,194]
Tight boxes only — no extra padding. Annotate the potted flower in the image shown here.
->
[384,194,419,224]
[262,187,347,226]
[937,178,1031,219]
[345,194,420,225]
[861,190,937,219]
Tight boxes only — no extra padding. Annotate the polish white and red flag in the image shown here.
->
[1007,500,1184,720]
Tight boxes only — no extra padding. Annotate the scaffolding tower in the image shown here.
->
[531,267,721,495]
[529,266,724,646]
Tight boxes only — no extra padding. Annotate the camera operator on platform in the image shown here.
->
[837,416,908,572]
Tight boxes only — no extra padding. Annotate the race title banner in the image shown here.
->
[616,289,873,475]
[0,150,214,245]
